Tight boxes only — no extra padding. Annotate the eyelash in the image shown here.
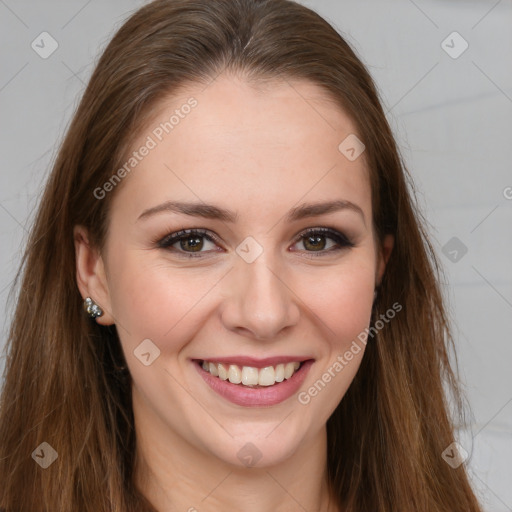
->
[154,227,355,259]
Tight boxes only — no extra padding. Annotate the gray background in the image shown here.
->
[1,0,511,510]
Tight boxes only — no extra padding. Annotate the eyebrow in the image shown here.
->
[137,199,366,226]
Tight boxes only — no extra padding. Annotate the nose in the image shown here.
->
[219,250,300,341]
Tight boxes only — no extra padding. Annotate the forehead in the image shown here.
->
[110,74,371,223]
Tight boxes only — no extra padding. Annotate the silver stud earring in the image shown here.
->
[84,297,103,318]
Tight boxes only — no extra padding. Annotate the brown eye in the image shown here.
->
[302,233,329,251]
[292,227,354,256]
[157,229,220,257]
[179,235,204,252]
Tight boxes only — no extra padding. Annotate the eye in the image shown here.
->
[291,227,354,257]
[155,226,354,259]
[156,228,221,258]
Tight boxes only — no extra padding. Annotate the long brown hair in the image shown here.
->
[0,0,482,510]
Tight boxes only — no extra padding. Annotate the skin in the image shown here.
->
[75,74,393,512]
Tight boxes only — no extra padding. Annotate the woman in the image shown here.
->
[0,0,483,510]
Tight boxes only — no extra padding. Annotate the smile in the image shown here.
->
[201,360,302,387]
[193,358,315,407]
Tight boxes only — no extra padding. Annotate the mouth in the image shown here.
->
[192,357,314,407]
[197,359,304,387]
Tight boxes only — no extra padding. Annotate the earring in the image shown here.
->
[84,297,103,318]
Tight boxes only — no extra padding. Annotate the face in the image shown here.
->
[75,74,393,469]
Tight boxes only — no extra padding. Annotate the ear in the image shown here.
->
[74,225,114,325]
[375,234,394,287]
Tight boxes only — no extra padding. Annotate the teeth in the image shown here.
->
[218,363,228,380]
[208,362,219,377]
[228,365,242,384]
[275,363,285,383]
[201,360,303,387]
[284,362,296,379]
[242,366,259,386]
[258,366,275,386]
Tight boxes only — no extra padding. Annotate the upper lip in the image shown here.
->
[194,356,314,369]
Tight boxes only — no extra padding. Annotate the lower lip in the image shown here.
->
[193,360,314,407]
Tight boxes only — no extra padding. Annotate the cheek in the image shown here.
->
[108,246,376,357]
[294,259,375,344]
[108,255,223,351]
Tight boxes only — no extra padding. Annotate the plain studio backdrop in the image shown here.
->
[0,0,511,510]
